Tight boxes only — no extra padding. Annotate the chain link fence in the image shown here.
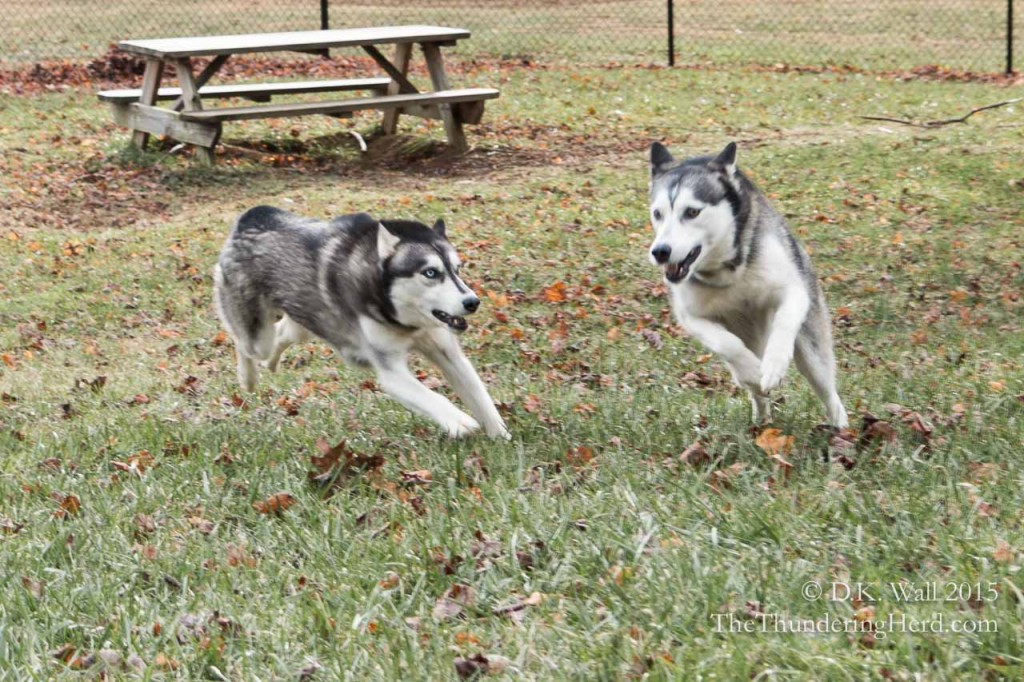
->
[3,1,1019,73]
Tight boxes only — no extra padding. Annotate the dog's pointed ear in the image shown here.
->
[650,142,674,178]
[377,223,400,260]
[711,141,738,179]
[432,218,446,239]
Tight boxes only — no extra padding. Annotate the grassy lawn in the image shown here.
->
[1,59,1023,679]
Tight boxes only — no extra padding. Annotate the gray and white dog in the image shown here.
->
[213,206,510,439]
[648,142,848,427]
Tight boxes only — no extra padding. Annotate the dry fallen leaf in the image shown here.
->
[993,540,1014,563]
[134,514,157,535]
[454,653,490,679]
[493,591,542,620]
[860,419,897,448]
[470,530,502,560]
[188,516,215,535]
[679,441,711,467]
[433,584,476,621]
[308,437,385,495]
[755,428,795,456]
[541,281,567,303]
[565,445,594,468]
[640,328,663,349]
[709,462,747,492]
[253,492,296,514]
[52,493,81,518]
[400,469,433,485]
[153,653,179,670]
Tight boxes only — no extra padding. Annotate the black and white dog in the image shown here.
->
[648,142,848,427]
[213,207,510,439]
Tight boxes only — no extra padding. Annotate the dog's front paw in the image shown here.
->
[444,412,481,439]
[759,354,791,393]
[486,422,512,441]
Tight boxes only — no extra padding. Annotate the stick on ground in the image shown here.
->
[860,98,1022,128]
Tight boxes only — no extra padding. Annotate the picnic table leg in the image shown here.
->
[172,57,217,166]
[172,54,230,112]
[132,58,164,150]
[420,43,468,153]
[381,42,412,135]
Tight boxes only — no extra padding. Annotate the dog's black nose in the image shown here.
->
[651,245,672,264]
[463,296,480,313]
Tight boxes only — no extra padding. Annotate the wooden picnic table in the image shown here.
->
[98,25,499,164]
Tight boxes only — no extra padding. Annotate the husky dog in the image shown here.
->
[213,206,510,439]
[648,142,848,427]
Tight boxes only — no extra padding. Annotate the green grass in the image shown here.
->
[1,62,1024,680]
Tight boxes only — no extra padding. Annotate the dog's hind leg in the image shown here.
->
[232,322,274,392]
[214,264,267,392]
[794,332,848,428]
[264,315,311,372]
[236,352,258,392]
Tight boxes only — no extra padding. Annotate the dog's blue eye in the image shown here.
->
[683,207,702,219]
[423,268,440,279]
[652,209,663,221]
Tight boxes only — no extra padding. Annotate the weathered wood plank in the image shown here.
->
[421,42,467,152]
[111,103,221,147]
[179,88,499,123]
[172,58,216,165]
[362,45,418,95]
[381,42,413,134]
[118,26,469,59]
[98,78,393,103]
[172,54,229,111]
[172,58,204,113]
[131,59,164,149]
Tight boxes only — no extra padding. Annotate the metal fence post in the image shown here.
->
[321,0,329,30]
[1009,0,1015,74]
[667,0,675,66]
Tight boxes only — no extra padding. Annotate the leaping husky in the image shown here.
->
[648,142,848,427]
[213,207,510,439]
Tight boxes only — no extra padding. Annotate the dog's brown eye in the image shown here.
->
[683,207,702,220]
[423,268,440,279]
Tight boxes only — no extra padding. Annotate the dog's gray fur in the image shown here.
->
[648,142,848,427]
[213,206,509,438]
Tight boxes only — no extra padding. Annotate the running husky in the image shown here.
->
[213,206,510,439]
[648,142,848,427]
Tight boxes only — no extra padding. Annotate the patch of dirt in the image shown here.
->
[217,130,554,178]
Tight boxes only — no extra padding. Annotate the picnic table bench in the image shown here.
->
[98,26,499,164]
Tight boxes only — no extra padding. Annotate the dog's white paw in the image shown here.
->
[750,393,772,424]
[486,422,512,441]
[444,413,481,439]
[759,355,790,393]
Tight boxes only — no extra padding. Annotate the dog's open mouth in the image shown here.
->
[665,245,703,284]
[433,310,468,332]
